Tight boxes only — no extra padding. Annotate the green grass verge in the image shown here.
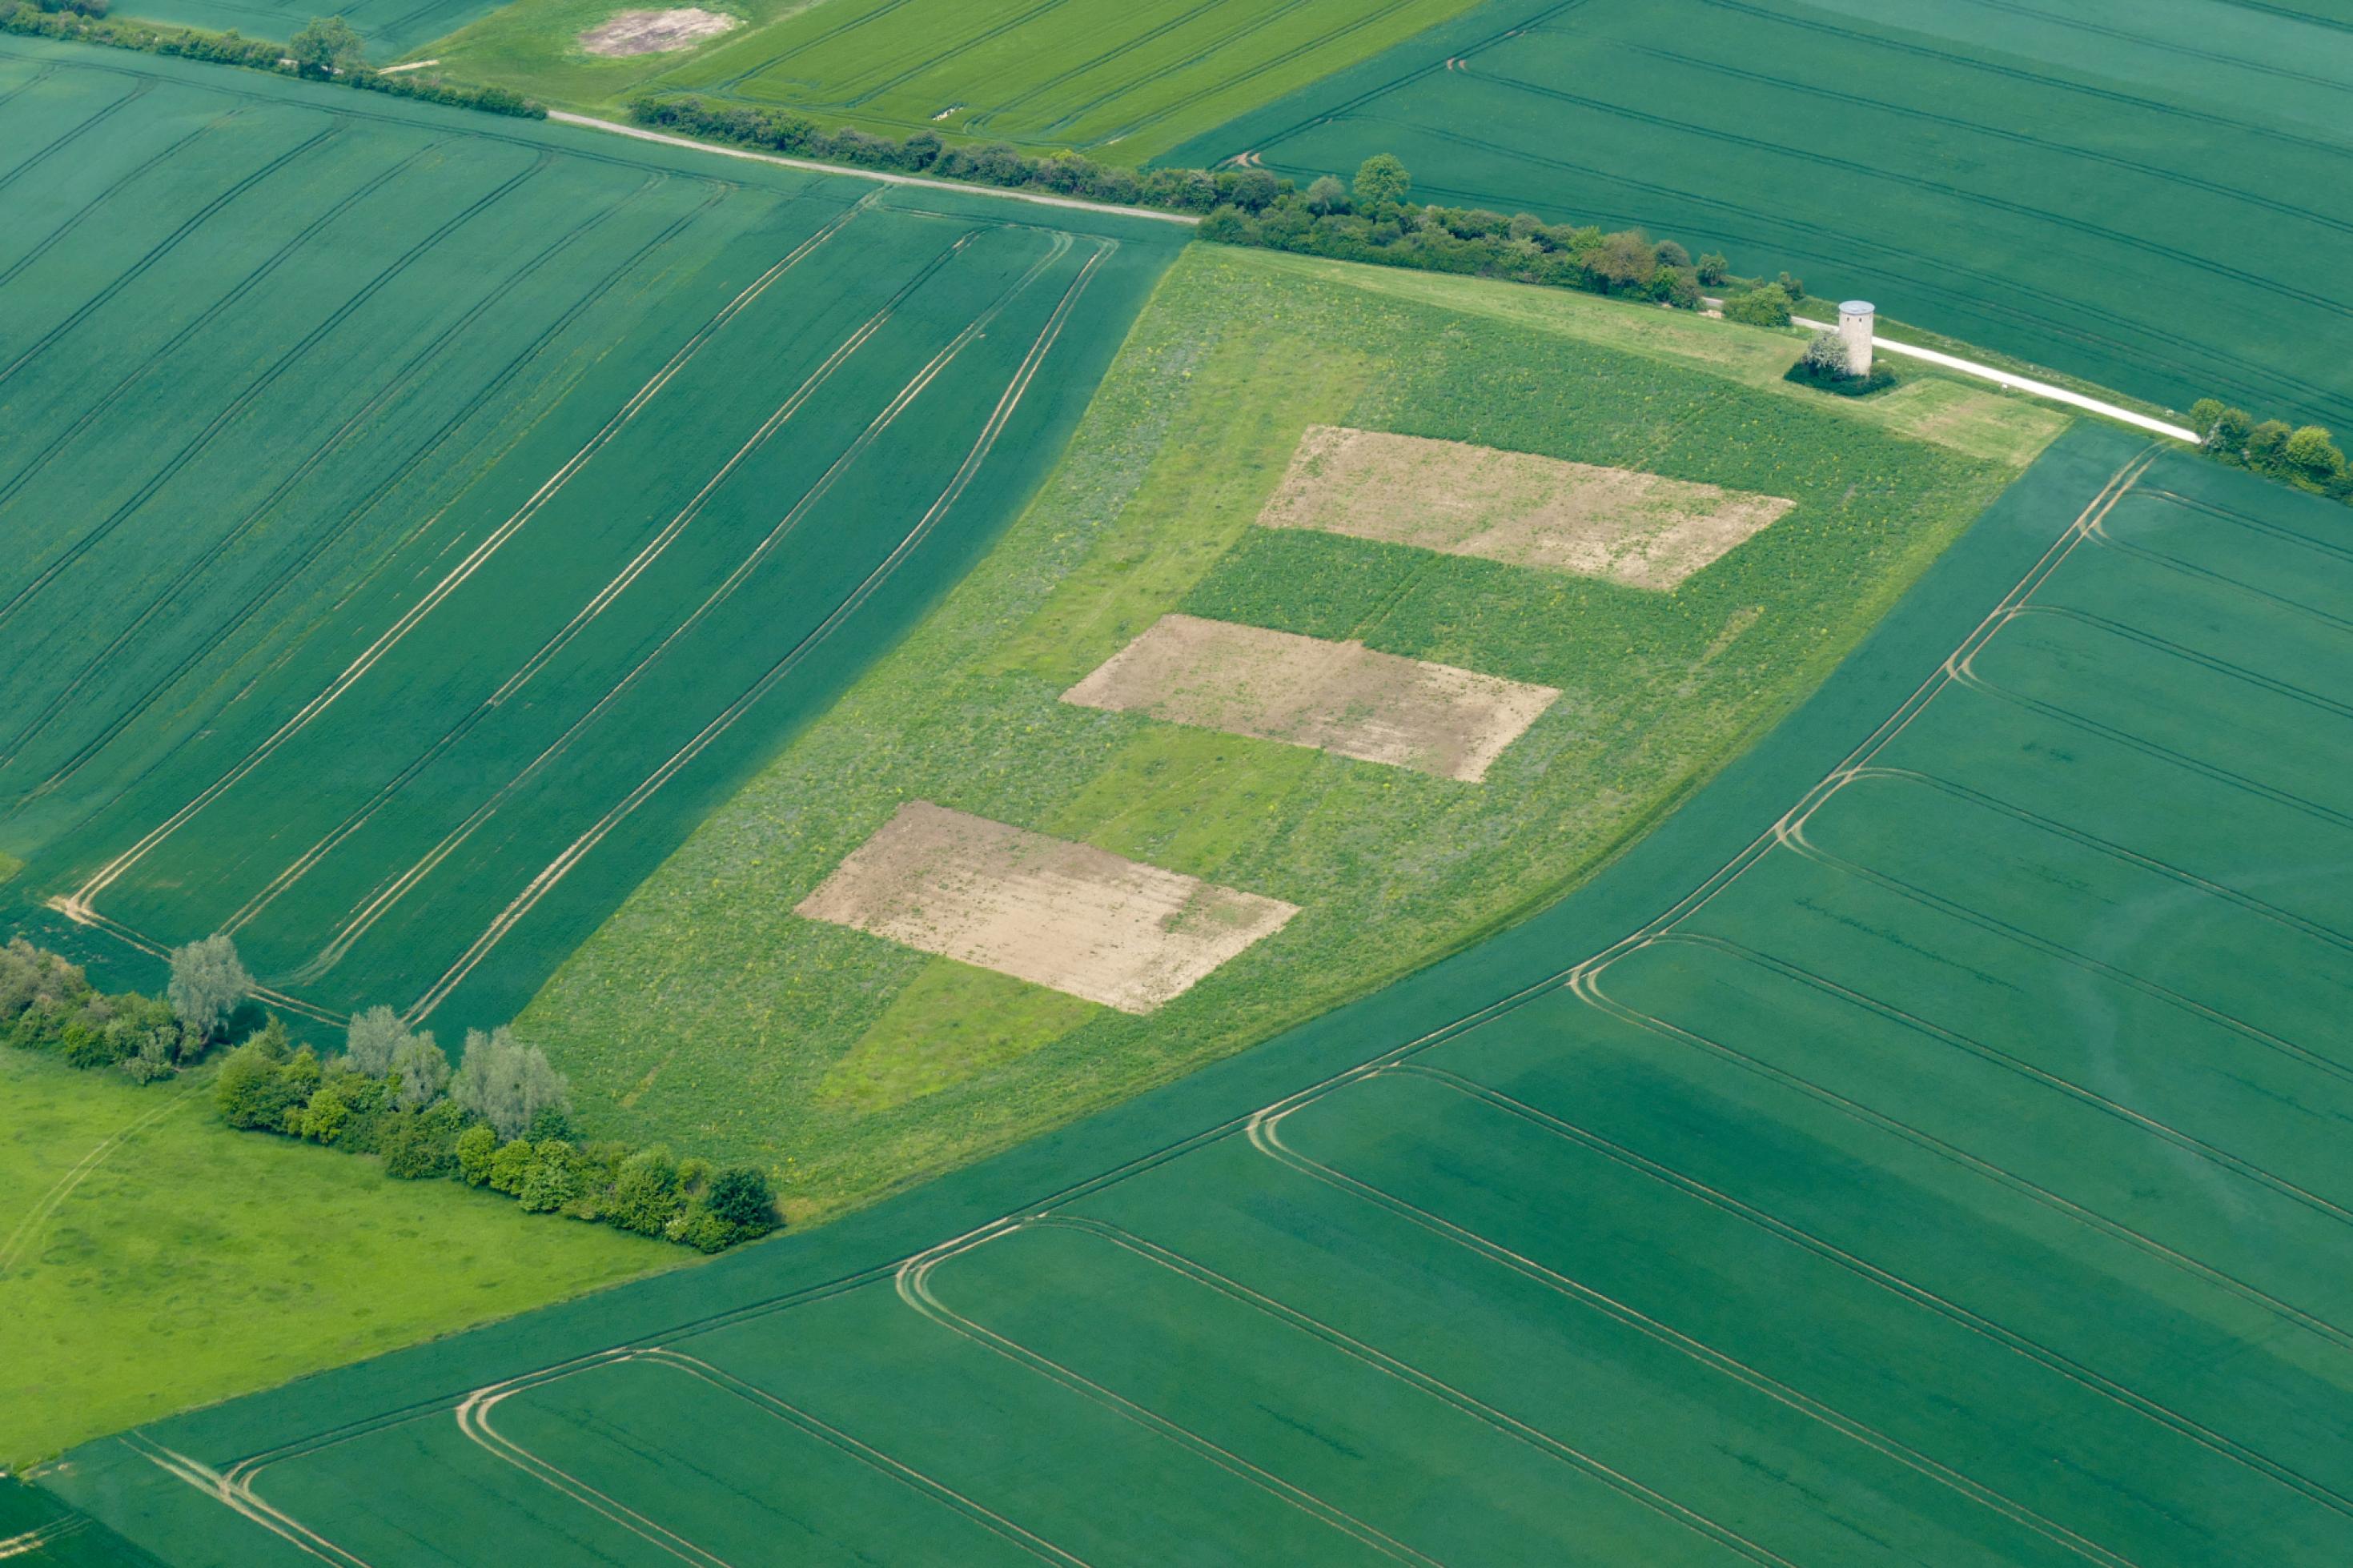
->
[520,243,2063,1222]
[412,0,1483,161]
[0,1049,676,1467]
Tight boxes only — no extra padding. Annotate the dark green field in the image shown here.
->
[42,427,2352,1563]
[113,0,501,58]
[1168,0,2353,428]
[0,40,1177,1038]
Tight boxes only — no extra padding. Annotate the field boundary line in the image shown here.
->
[546,112,1199,226]
[1787,315,2197,441]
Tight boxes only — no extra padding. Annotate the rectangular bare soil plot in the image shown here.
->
[794,802,1299,1013]
[1259,425,1795,589]
[1063,614,1557,781]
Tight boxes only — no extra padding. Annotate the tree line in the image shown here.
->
[2,936,777,1252]
[628,102,1808,328]
[2190,399,2351,502]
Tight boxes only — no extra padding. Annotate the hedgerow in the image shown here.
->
[0,938,195,1083]
[2190,399,2353,502]
[630,94,1226,212]
[628,100,1756,318]
[2,934,777,1251]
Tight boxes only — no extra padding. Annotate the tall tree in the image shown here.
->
[167,934,250,1045]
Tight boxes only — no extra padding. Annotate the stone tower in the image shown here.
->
[1839,300,1876,376]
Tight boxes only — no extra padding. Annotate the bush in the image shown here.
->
[214,1021,317,1130]
[609,1146,684,1236]
[1722,283,1793,327]
[708,1165,779,1237]
[380,1104,462,1179]
[517,1141,579,1213]
[486,1136,535,1196]
[454,1123,499,1186]
[2286,425,2345,484]
[1798,330,1851,378]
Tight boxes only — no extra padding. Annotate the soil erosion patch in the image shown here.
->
[794,802,1298,1012]
[1260,424,1793,588]
[1063,614,1556,780]
[580,7,740,54]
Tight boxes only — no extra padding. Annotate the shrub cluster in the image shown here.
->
[630,95,1230,212]
[1195,156,1713,310]
[0,4,545,118]
[4,932,777,1252]
[1721,283,1796,327]
[2189,399,2352,501]
[215,1007,778,1252]
[0,938,195,1082]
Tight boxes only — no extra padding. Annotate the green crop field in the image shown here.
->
[508,243,2064,1224]
[0,1047,673,1471]
[1168,0,2353,430]
[39,427,2353,1563]
[0,39,1179,1041]
[416,0,1484,161]
[116,0,504,59]
[0,1476,160,1564]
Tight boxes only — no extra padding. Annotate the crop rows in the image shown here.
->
[53,431,2353,1564]
[0,41,1174,1034]
[1164,0,2353,427]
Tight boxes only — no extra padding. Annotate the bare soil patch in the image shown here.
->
[794,802,1298,1013]
[1259,425,1795,589]
[1063,614,1556,781]
[578,7,739,55]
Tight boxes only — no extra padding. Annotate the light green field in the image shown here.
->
[415,0,1484,161]
[517,243,2064,1222]
[50,427,2353,1564]
[0,1049,673,1469]
[0,40,1177,1039]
